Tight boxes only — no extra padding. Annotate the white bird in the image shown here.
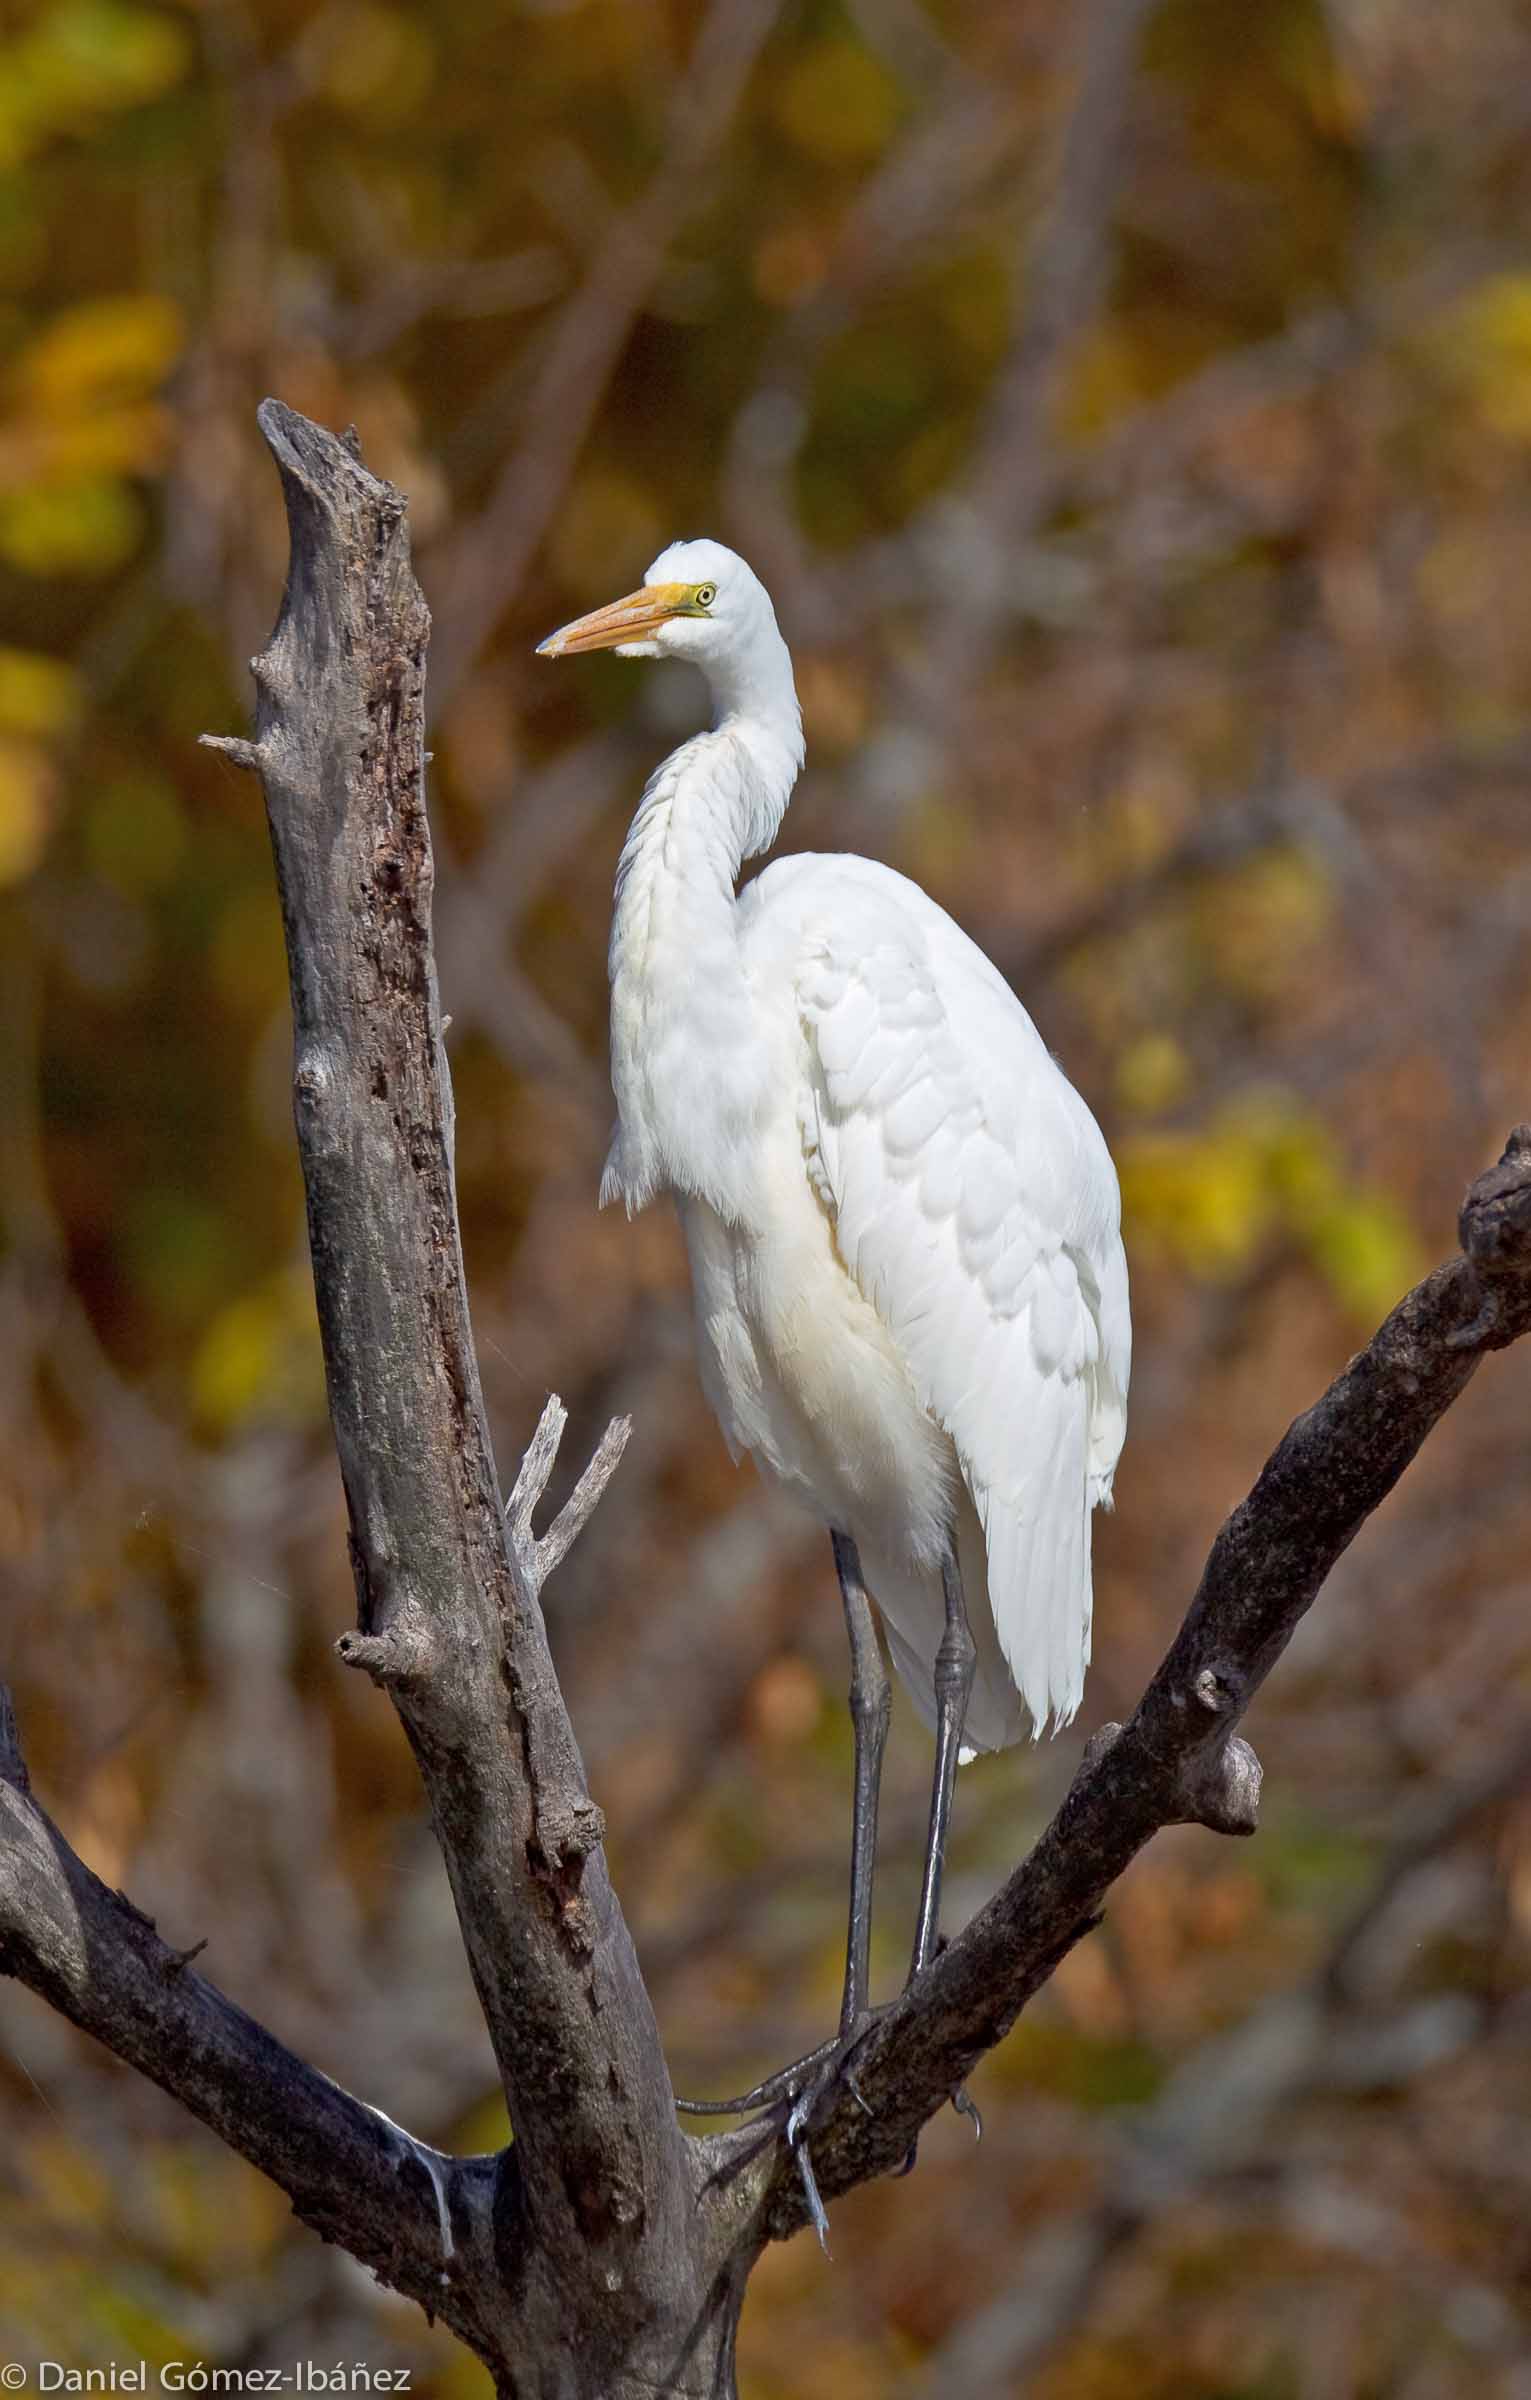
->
[538,540,1129,2140]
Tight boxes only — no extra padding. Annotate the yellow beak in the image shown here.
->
[536,583,693,658]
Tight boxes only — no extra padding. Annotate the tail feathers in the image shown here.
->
[858,1380,1096,1752]
[976,1377,1093,1738]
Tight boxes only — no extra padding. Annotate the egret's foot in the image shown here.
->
[892,2079,981,2179]
[673,2006,890,2123]
[677,2017,885,2252]
[785,2042,978,2213]
[672,2028,846,2122]
[781,2016,884,2252]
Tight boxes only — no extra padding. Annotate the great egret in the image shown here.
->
[538,541,1130,2185]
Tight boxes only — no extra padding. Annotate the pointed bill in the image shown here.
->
[536,583,693,657]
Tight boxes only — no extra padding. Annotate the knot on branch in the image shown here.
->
[293,1044,337,1115]
[536,1792,607,1868]
[1190,1662,1246,1716]
[528,1788,607,1963]
[1080,1720,1124,1773]
[1171,1734,1264,1836]
[249,648,286,698]
[1460,1125,1531,1277]
[337,1617,436,1692]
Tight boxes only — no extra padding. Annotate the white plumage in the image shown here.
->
[539,539,1130,1759]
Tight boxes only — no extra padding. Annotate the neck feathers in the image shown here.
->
[603,660,802,1219]
[705,616,805,820]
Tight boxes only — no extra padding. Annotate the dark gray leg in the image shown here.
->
[675,1535,977,2223]
[674,1532,890,2128]
[908,1540,976,1983]
[832,1530,890,2036]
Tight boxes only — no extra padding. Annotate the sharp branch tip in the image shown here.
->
[199,733,263,773]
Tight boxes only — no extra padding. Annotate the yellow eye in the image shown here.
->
[695,583,716,608]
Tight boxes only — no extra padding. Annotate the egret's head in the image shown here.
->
[536,539,777,668]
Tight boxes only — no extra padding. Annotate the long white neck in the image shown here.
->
[602,636,803,1220]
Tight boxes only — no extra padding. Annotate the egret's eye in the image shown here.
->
[694,583,717,609]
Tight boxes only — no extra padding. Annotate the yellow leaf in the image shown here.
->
[317,0,435,124]
[1120,1121,1271,1277]
[17,397,172,483]
[1306,1191,1423,1320]
[208,884,286,1010]
[1115,1031,1191,1117]
[0,647,78,736]
[0,1,190,168]
[549,467,666,599]
[1444,273,1531,444]
[0,474,142,574]
[1194,845,1334,1004]
[189,1271,323,1433]
[0,734,54,882]
[17,291,183,409]
[85,771,186,894]
[1121,1097,1423,1320]
[772,37,904,166]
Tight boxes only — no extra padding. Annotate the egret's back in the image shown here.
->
[735,850,1130,1744]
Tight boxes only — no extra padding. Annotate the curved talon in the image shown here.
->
[891,2083,977,2180]
[952,2084,982,2142]
[843,2064,874,2119]
[787,2103,831,2253]
[783,2061,840,2253]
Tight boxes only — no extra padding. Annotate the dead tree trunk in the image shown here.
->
[2,403,1530,2394]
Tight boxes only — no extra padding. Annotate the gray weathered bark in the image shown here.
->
[2,402,1529,2394]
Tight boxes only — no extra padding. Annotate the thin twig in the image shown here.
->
[536,1414,633,1583]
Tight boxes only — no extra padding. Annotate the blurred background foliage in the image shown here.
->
[2,0,1530,2393]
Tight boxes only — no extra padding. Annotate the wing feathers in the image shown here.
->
[783,856,1129,1736]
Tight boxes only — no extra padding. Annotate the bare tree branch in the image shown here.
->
[0,1716,501,2358]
